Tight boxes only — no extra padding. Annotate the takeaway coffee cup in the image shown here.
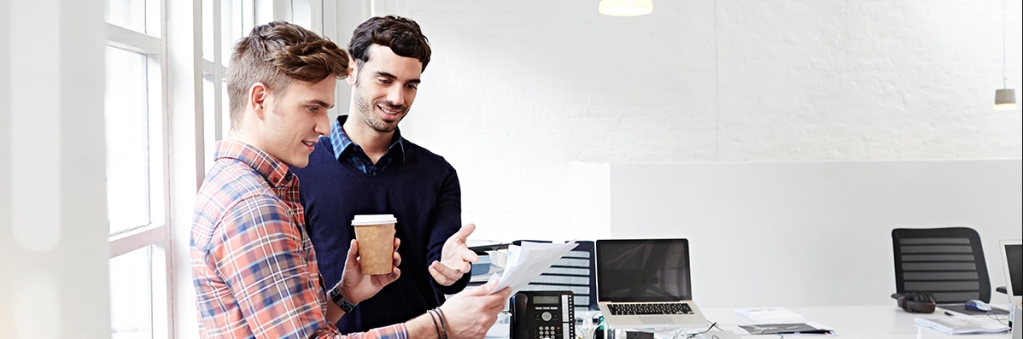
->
[351,214,397,275]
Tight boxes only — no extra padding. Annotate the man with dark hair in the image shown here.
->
[292,15,481,332]
[192,21,510,339]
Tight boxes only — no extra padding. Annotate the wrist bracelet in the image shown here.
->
[435,308,448,339]
[328,287,358,313]
[427,309,442,339]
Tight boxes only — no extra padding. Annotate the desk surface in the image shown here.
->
[700,306,1012,339]
[489,305,1014,339]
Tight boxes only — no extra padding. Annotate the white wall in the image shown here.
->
[583,160,1022,308]
[2,0,111,338]
[1,0,12,333]
[358,0,1023,242]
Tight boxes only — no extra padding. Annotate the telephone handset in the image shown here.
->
[510,290,575,339]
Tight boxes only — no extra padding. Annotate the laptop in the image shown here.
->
[1000,239,1022,307]
[595,239,708,328]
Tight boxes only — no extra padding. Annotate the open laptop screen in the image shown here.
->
[596,239,692,303]
[1004,242,1022,300]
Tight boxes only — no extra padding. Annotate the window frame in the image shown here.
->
[105,1,326,337]
[105,0,173,337]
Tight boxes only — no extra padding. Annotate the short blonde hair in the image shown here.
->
[227,21,349,129]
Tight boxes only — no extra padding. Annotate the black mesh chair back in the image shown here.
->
[892,227,991,304]
[468,240,597,314]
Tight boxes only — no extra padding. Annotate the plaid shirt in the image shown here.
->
[191,140,408,339]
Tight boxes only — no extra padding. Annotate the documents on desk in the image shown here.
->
[737,323,836,336]
[914,315,1010,335]
[487,240,578,295]
[733,307,836,336]
[734,307,806,324]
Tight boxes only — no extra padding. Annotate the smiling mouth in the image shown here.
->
[302,141,315,149]
[378,104,403,115]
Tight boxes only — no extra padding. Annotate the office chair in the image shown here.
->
[468,240,598,314]
[891,227,992,305]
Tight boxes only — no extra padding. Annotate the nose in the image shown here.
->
[387,86,405,107]
[313,110,330,136]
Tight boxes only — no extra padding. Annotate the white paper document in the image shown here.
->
[734,307,807,324]
[915,315,1010,335]
[487,240,578,295]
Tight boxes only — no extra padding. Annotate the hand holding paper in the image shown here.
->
[487,240,578,295]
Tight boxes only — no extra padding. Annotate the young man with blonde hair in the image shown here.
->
[191,21,510,339]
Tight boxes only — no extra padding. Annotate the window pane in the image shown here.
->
[223,0,242,67]
[106,0,146,34]
[203,0,214,62]
[222,79,231,138]
[242,0,255,41]
[203,72,217,174]
[105,47,151,234]
[110,247,154,339]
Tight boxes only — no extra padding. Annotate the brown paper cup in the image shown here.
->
[352,215,397,275]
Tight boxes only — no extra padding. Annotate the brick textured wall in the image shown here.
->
[368,0,1022,241]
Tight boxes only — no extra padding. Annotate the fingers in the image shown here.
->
[468,282,510,311]
[392,238,402,267]
[429,261,461,285]
[346,239,360,265]
[481,285,512,311]
[462,279,499,296]
[452,223,476,243]
[459,248,480,265]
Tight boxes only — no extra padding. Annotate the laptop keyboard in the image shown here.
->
[608,302,693,315]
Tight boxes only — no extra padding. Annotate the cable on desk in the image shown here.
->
[987,313,1010,325]
[578,316,608,339]
[673,321,720,339]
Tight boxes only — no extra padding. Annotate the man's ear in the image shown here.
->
[346,56,357,86]
[249,82,268,121]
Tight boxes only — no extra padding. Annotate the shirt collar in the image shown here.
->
[328,115,406,161]
[213,140,295,188]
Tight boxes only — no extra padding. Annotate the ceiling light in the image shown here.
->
[995,0,1017,110]
[995,89,1017,110]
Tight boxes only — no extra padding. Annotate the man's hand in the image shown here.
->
[338,238,401,304]
[429,223,480,286]
[439,279,513,339]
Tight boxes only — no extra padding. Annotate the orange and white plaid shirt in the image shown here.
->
[191,140,407,339]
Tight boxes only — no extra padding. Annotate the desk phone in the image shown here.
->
[510,290,575,339]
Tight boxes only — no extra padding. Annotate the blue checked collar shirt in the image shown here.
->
[329,115,406,175]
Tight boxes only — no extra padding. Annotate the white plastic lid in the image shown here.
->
[351,214,397,226]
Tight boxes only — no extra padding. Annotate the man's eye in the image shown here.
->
[378,78,392,84]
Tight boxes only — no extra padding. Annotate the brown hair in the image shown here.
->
[348,15,431,72]
[227,21,349,129]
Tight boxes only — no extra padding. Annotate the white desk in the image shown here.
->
[488,305,1014,339]
[699,306,1012,339]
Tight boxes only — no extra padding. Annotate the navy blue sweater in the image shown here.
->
[291,117,470,332]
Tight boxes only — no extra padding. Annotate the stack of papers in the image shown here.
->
[915,315,1010,335]
[486,240,578,295]
[735,307,807,324]
[738,323,836,335]
[734,308,836,335]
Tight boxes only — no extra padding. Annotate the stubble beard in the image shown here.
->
[353,83,403,134]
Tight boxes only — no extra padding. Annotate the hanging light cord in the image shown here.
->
[1002,0,1007,89]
